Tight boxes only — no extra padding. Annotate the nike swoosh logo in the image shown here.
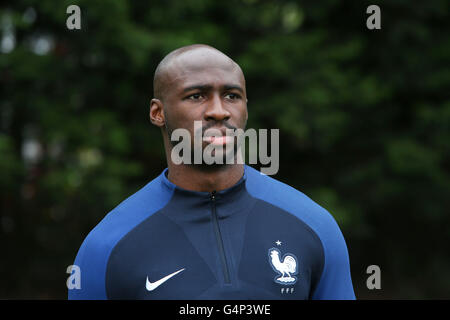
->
[146,268,185,291]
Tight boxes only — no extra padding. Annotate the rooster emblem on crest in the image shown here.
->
[268,248,299,285]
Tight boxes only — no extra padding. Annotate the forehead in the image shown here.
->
[165,49,245,90]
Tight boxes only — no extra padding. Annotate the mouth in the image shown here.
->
[202,135,234,145]
[202,127,236,146]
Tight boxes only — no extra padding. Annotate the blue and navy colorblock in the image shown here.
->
[68,165,355,300]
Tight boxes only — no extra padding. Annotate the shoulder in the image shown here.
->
[245,165,339,237]
[244,165,355,299]
[83,173,173,255]
[69,172,174,299]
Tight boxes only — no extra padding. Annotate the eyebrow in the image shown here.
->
[182,84,244,94]
[224,84,244,94]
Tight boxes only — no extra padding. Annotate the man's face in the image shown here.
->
[161,49,248,165]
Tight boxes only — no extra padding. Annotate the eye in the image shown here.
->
[186,93,205,101]
[225,93,241,100]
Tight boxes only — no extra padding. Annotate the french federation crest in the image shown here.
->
[268,248,299,285]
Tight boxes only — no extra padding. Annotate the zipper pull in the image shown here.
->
[211,190,216,201]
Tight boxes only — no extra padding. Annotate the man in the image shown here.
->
[68,44,355,300]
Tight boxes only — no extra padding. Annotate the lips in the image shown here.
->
[202,127,235,145]
[203,135,234,145]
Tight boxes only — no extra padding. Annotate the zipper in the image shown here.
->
[210,190,231,284]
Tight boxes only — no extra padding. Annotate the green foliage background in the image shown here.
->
[0,0,449,299]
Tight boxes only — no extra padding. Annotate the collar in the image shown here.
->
[159,166,249,219]
[160,166,247,197]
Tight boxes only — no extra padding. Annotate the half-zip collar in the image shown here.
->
[160,166,248,220]
[159,167,250,286]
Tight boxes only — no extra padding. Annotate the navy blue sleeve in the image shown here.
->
[68,224,112,299]
[309,210,355,300]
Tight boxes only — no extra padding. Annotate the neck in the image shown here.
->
[166,162,244,192]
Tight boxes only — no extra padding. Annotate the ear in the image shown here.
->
[245,99,249,122]
[149,98,165,127]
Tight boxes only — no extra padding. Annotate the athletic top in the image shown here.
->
[68,165,355,300]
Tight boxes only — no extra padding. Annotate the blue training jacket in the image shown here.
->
[68,165,355,300]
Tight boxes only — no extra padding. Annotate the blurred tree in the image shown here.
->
[0,0,448,298]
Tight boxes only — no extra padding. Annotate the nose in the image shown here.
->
[204,93,231,122]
